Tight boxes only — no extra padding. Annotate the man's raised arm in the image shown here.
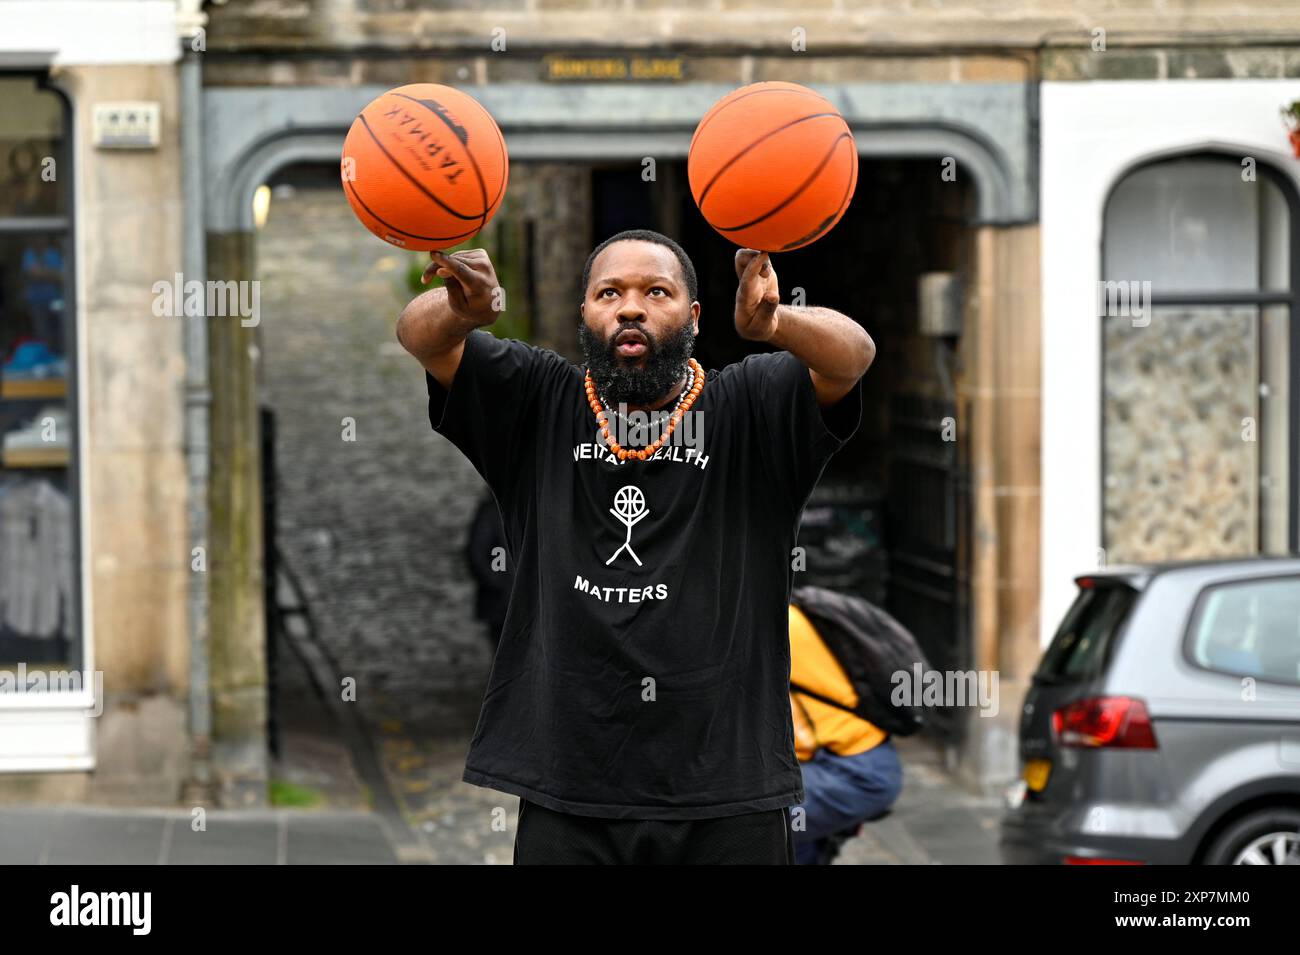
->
[732,248,875,408]
[396,248,502,390]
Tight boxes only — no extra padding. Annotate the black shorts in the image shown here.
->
[513,798,796,865]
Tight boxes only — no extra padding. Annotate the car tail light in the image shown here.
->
[1052,696,1158,749]
[1063,856,1145,865]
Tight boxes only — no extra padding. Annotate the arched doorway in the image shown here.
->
[202,79,1035,804]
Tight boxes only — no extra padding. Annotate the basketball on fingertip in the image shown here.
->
[340,83,509,251]
[688,81,857,253]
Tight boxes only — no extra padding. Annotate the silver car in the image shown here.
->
[1001,557,1300,864]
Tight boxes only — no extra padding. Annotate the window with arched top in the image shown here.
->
[1101,153,1297,562]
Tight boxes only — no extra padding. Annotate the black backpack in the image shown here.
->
[789,585,930,737]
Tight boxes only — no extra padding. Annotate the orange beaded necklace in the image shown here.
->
[585,357,705,461]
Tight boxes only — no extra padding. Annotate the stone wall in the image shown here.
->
[956,222,1041,791]
[1103,308,1259,563]
[256,179,494,741]
[203,0,1300,56]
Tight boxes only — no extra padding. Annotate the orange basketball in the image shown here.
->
[688,81,857,252]
[340,84,509,250]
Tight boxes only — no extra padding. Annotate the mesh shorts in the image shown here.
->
[513,798,796,865]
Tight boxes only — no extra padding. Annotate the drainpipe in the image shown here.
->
[179,40,214,804]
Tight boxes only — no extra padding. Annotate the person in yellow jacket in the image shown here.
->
[789,602,903,864]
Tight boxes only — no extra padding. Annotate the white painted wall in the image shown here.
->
[1040,78,1300,645]
[0,1,178,65]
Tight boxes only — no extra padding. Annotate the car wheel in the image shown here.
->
[1203,809,1300,865]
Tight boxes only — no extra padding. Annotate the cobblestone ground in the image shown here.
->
[258,182,515,862]
[835,736,1003,865]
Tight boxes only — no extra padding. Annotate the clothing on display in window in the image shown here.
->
[0,475,72,639]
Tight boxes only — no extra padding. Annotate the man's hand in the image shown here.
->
[734,248,780,342]
[732,246,874,407]
[422,248,501,327]
[398,247,502,389]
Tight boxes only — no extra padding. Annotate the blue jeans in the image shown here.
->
[792,738,903,864]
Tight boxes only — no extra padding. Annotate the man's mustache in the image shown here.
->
[608,325,657,352]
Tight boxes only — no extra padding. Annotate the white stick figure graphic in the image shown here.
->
[606,484,648,566]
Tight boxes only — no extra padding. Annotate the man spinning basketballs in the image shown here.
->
[391,85,874,865]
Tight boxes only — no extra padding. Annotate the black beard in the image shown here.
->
[579,319,696,407]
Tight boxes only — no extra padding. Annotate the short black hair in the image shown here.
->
[582,229,699,303]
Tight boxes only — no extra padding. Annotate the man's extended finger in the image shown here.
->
[444,274,469,311]
[438,250,489,286]
[735,248,759,279]
[738,255,764,293]
[737,250,763,282]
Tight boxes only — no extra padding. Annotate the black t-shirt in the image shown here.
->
[426,328,863,819]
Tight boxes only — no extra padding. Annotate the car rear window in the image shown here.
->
[1037,583,1138,684]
